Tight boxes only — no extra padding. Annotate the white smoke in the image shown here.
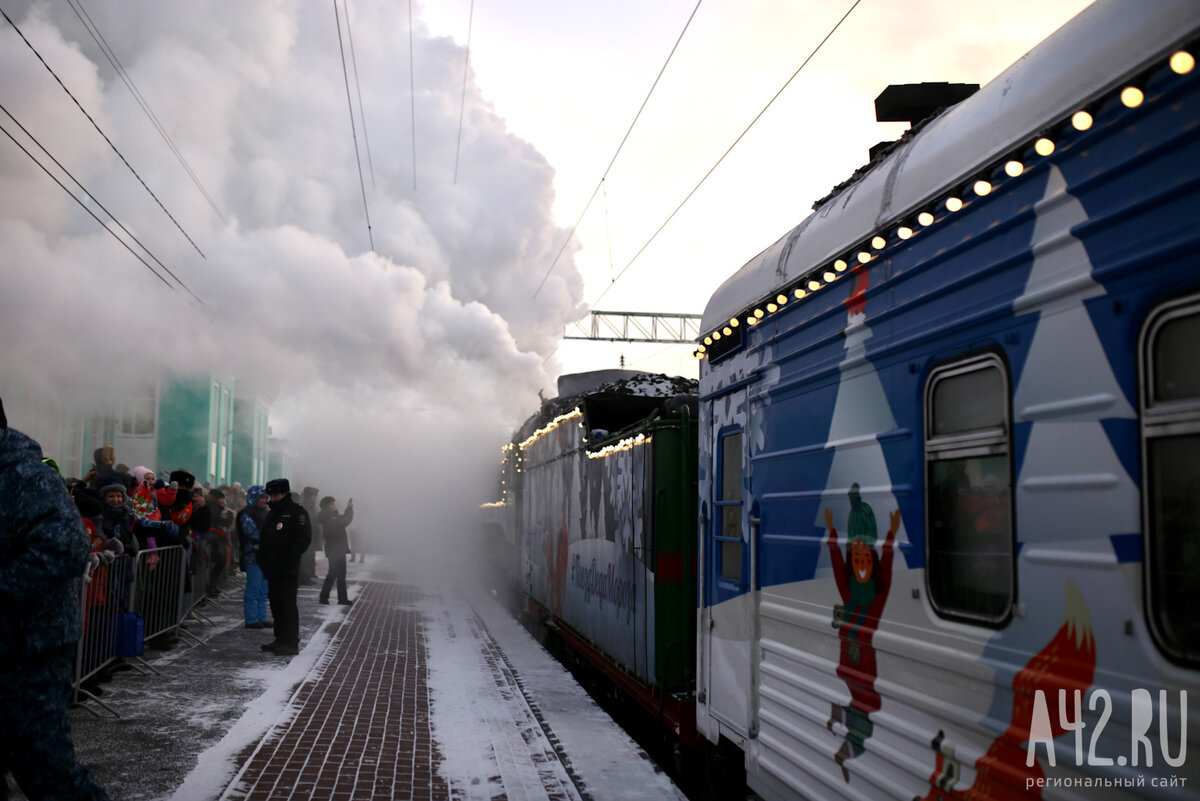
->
[0,1,585,546]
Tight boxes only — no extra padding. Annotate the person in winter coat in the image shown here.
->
[257,478,311,656]
[298,486,320,585]
[0,397,112,800]
[237,486,270,628]
[130,466,174,521]
[84,445,123,492]
[160,470,198,547]
[98,480,179,557]
[317,496,354,606]
[203,489,231,596]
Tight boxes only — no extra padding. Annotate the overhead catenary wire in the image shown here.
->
[0,111,206,307]
[454,0,475,184]
[532,0,704,299]
[408,0,418,191]
[334,0,375,252]
[587,0,861,312]
[343,0,376,188]
[66,0,227,225]
[541,0,861,369]
[0,103,204,305]
[0,5,207,259]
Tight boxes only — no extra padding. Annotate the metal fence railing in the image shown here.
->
[74,554,138,715]
[72,541,233,716]
[133,545,187,644]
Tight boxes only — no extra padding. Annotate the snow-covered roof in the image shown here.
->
[702,0,1200,332]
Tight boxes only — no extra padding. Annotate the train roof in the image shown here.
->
[701,0,1200,333]
[517,372,698,443]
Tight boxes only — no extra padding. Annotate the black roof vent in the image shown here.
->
[874,82,979,125]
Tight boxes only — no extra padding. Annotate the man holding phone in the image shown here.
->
[317,496,354,606]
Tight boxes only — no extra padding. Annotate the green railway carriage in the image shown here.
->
[497,372,699,737]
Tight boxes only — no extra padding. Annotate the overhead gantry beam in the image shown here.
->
[563,311,702,344]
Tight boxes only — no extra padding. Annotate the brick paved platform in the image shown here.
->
[221,581,451,801]
[217,578,607,801]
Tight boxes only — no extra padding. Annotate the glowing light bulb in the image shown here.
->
[776,294,788,305]
[748,316,759,325]
[808,280,821,291]
[857,251,871,264]
[793,288,806,299]
[1035,138,1055,156]
[974,180,992,197]
[871,236,886,250]
[918,212,934,226]
[712,331,722,341]
[834,259,848,272]
[1072,110,1093,130]
[1171,50,1194,74]
[946,197,963,212]
[1005,160,1024,177]
[703,336,712,346]
[697,344,706,353]
[767,303,777,313]
[823,271,836,282]
[1121,87,1144,108]
[898,226,913,239]
[754,308,764,319]
[730,317,739,327]
[723,326,732,336]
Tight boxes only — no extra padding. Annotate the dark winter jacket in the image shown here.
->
[98,481,180,553]
[88,446,122,491]
[257,495,312,578]
[236,486,268,567]
[0,427,91,659]
[317,505,354,558]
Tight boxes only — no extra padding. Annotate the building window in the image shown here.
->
[716,431,744,582]
[119,383,157,436]
[1142,293,1200,666]
[925,353,1014,624]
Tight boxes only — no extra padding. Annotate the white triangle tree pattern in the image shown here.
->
[1013,164,1138,541]
[815,270,909,576]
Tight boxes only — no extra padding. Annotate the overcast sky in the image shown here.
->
[418,0,1095,378]
[0,0,1093,518]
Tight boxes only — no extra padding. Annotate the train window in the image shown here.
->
[1142,294,1200,666]
[925,354,1014,625]
[717,431,744,582]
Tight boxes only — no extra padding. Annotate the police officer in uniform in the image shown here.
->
[257,478,312,656]
[0,396,111,800]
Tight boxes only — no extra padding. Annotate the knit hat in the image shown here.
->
[99,480,129,505]
[265,478,291,495]
[846,483,878,545]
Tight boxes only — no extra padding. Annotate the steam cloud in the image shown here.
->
[0,1,585,550]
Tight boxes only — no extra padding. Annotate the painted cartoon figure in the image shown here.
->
[919,580,1096,800]
[825,482,902,781]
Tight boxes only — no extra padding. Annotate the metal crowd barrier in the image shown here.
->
[72,541,236,715]
[73,554,145,716]
[133,545,188,644]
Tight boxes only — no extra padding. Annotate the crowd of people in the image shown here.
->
[0,396,360,800]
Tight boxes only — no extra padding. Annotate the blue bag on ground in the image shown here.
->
[117,612,144,657]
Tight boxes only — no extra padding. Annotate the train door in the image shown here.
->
[702,389,757,742]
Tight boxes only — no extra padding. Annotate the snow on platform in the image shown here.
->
[27,554,686,801]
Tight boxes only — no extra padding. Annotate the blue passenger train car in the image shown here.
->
[695,1,1200,798]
